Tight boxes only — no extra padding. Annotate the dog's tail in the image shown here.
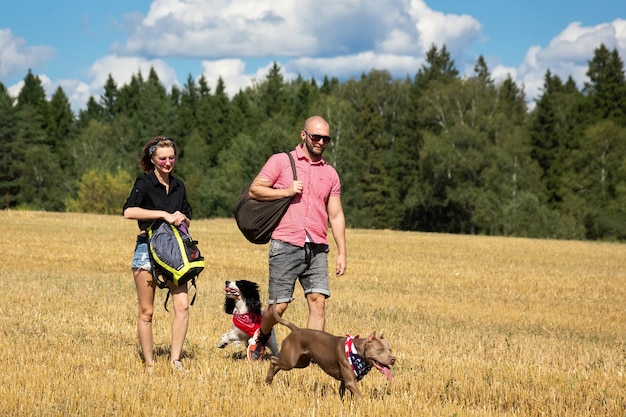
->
[270,303,298,332]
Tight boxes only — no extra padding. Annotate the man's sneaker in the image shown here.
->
[247,329,269,362]
[171,359,189,373]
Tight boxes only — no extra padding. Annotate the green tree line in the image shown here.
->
[2,43,625,240]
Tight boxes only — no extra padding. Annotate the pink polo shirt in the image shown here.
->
[257,145,341,247]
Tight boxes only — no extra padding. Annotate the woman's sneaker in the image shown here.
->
[171,359,189,373]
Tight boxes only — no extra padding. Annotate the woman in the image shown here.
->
[122,136,192,373]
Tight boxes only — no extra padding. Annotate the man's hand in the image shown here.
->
[290,180,304,196]
[335,254,347,277]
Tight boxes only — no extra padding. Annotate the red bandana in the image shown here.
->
[233,312,262,337]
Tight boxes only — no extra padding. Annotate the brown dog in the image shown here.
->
[265,309,395,398]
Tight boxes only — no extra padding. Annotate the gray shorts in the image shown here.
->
[267,240,330,304]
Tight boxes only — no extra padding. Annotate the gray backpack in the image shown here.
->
[148,221,205,309]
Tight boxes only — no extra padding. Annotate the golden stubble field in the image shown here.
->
[0,210,624,417]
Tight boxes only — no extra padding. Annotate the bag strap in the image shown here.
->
[286,152,297,180]
[160,277,198,312]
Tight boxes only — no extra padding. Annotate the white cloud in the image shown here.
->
[87,54,178,91]
[491,65,518,83]
[55,79,92,112]
[616,19,626,50]
[0,28,55,79]
[541,21,619,62]
[516,18,626,103]
[7,80,24,99]
[118,0,430,59]
[121,0,318,57]
[8,74,92,113]
[15,55,180,112]
[287,52,423,81]
[376,29,416,55]
[199,58,256,97]
[407,0,483,56]
[116,0,478,85]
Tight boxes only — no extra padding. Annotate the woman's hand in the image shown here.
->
[166,211,189,227]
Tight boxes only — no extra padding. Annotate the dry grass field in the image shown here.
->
[0,210,624,416]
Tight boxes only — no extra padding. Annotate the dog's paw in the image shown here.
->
[218,333,231,349]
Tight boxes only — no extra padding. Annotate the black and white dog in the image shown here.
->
[218,280,279,357]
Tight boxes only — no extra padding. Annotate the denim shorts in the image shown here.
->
[268,240,330,304]
[131,239,153,271]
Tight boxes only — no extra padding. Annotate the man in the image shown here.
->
[247,115,347,362]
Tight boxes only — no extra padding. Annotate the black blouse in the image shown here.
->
[122,171,192,232]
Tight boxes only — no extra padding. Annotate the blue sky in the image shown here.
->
[1,0,624,111]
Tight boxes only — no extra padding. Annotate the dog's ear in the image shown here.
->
[247,298,262,314]
[237,280,260,301]
[367,332,376,341]
[224,297,235,314]
[237,280,263,313]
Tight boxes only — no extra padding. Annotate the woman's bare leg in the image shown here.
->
[168,282,189,362]
[133,269,156,365]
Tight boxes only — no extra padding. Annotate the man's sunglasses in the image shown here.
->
[304,131,332,144]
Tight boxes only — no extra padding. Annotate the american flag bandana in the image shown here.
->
[345,335,372,381]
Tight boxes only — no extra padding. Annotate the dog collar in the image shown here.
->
[345,335,372,381]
